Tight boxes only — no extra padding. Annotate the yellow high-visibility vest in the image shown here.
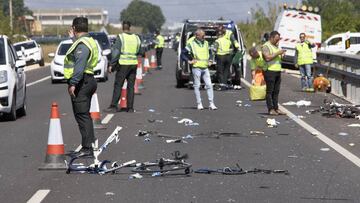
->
[263,41,282,72]
[215,36,232,55]
[155,35,165,48]
[118,33,141,65]
[296,42,313,65]
[64,36,98,79]
[190,40,209,68]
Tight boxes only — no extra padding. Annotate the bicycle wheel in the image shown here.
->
[131,158,192,175]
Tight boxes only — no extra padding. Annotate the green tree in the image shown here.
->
[120,0,165,32]
[0,9,11,35]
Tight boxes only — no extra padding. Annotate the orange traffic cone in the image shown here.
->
[90,93,106,129]
[118,80,127,109]
[39,102,67,170]
[150,52,157,69]
[143,54,150,74]
[135,60,144,95]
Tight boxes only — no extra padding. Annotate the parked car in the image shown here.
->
[14,40,45,66]
[49,39,109,83]
[176,19,247,88]
[89,32,112,62]
[0,35,27,121]
[320,32,360,55]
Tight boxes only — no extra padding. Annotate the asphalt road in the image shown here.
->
[0,49,359,203]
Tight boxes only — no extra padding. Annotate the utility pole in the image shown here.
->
[9,0,13,33]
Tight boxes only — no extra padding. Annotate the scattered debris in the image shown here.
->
[266,118,280,128]
[195,165,289,175]
[172,116,179,119]
[338,132,349,136]
[152,172,162,177]
[182,134,194,139]
[144,138,151,142]
[148,119,163,123]
[308,99,360,119]
[129,173,143,179]
[311,132,319,136]
[105,192,115,196]
[136,130,151,137]
[177,118,199,126]
[250,131,265,135]
[348,124,360,127]
[297,115,305,119]
[148,109,155,112]
[166,139,188,143]
[320,148,330,151]
[244,104,251,107]
[349,143,355,147]
[282,100,311,107]
[287,155,298,158]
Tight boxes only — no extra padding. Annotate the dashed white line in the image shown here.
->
[26,76,51,87]
[27,189,50,203]
[241,78,360,168]
[101,113,114,124]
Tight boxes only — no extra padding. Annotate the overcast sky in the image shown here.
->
[24,0,300,23]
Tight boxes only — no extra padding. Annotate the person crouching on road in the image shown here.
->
[213,29,233,91]
[181,29,217,110]
[106,21,142,113]
[295,33,315,92]
[64,17,98,157]
[154,30,165,70]
[262,31,286,116]
[249,47,266,86]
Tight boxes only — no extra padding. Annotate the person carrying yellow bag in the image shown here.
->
[249,47,266,100]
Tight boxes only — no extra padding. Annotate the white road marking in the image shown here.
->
[26,76,51,87]
[75,145,82,152]
[27,189,50,203]
[241,78,360,168]
[101,114,114,124]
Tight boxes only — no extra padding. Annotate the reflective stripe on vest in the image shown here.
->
[263,41,282,71]
[64,36,98,79]
[190,40,209,68]
[216,36,232,55]
[296,42,313,65]
[119,33,141,65]
[155,35,165,48]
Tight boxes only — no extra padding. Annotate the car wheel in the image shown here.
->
[39,59,45,66]
[5,92,17,121]
[17,88,26,117]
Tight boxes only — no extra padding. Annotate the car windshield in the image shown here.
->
[0,39,5,65]
[57,43,72,55]
[184,23,238,45]
[14,41,36,51]
[89,33,110,50]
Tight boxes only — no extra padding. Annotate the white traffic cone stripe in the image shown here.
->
[90,93,100,113]
[47,119,64,145]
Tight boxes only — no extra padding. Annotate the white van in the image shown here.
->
[320,32,360,55]
[274,6,322,65]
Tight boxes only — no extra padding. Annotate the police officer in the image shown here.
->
[262,31,286,116]
[219,25,241,89]
[65,17,98,157]
[213,29,232,91]
[295,33,315,91]
[154,30,165,70]
[106,21,141,113]
[181,29,217,110]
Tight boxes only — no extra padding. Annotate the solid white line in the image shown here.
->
[26,76,51,87]
[241,78,360,168]
[27,189,50,203]
[101,113,114,124]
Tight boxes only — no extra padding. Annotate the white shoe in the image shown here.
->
[197,103,204,110]
[209,103,218,110]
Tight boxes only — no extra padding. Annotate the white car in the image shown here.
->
[14,40,44,66]
[320,32,360,55]
[0,35,27,121]
[49,39,109,83]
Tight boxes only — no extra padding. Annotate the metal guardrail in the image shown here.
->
[314,51,360,104]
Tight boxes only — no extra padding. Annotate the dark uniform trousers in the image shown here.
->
[156,48,163,67]
[264,70,281,111]
[216,54,231,85]
[71,74,97,148]
[110,65,137,109]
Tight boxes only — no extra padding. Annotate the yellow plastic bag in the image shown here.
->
[250,85,266,101]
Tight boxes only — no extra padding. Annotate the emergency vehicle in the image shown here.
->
[274,5,322,65]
